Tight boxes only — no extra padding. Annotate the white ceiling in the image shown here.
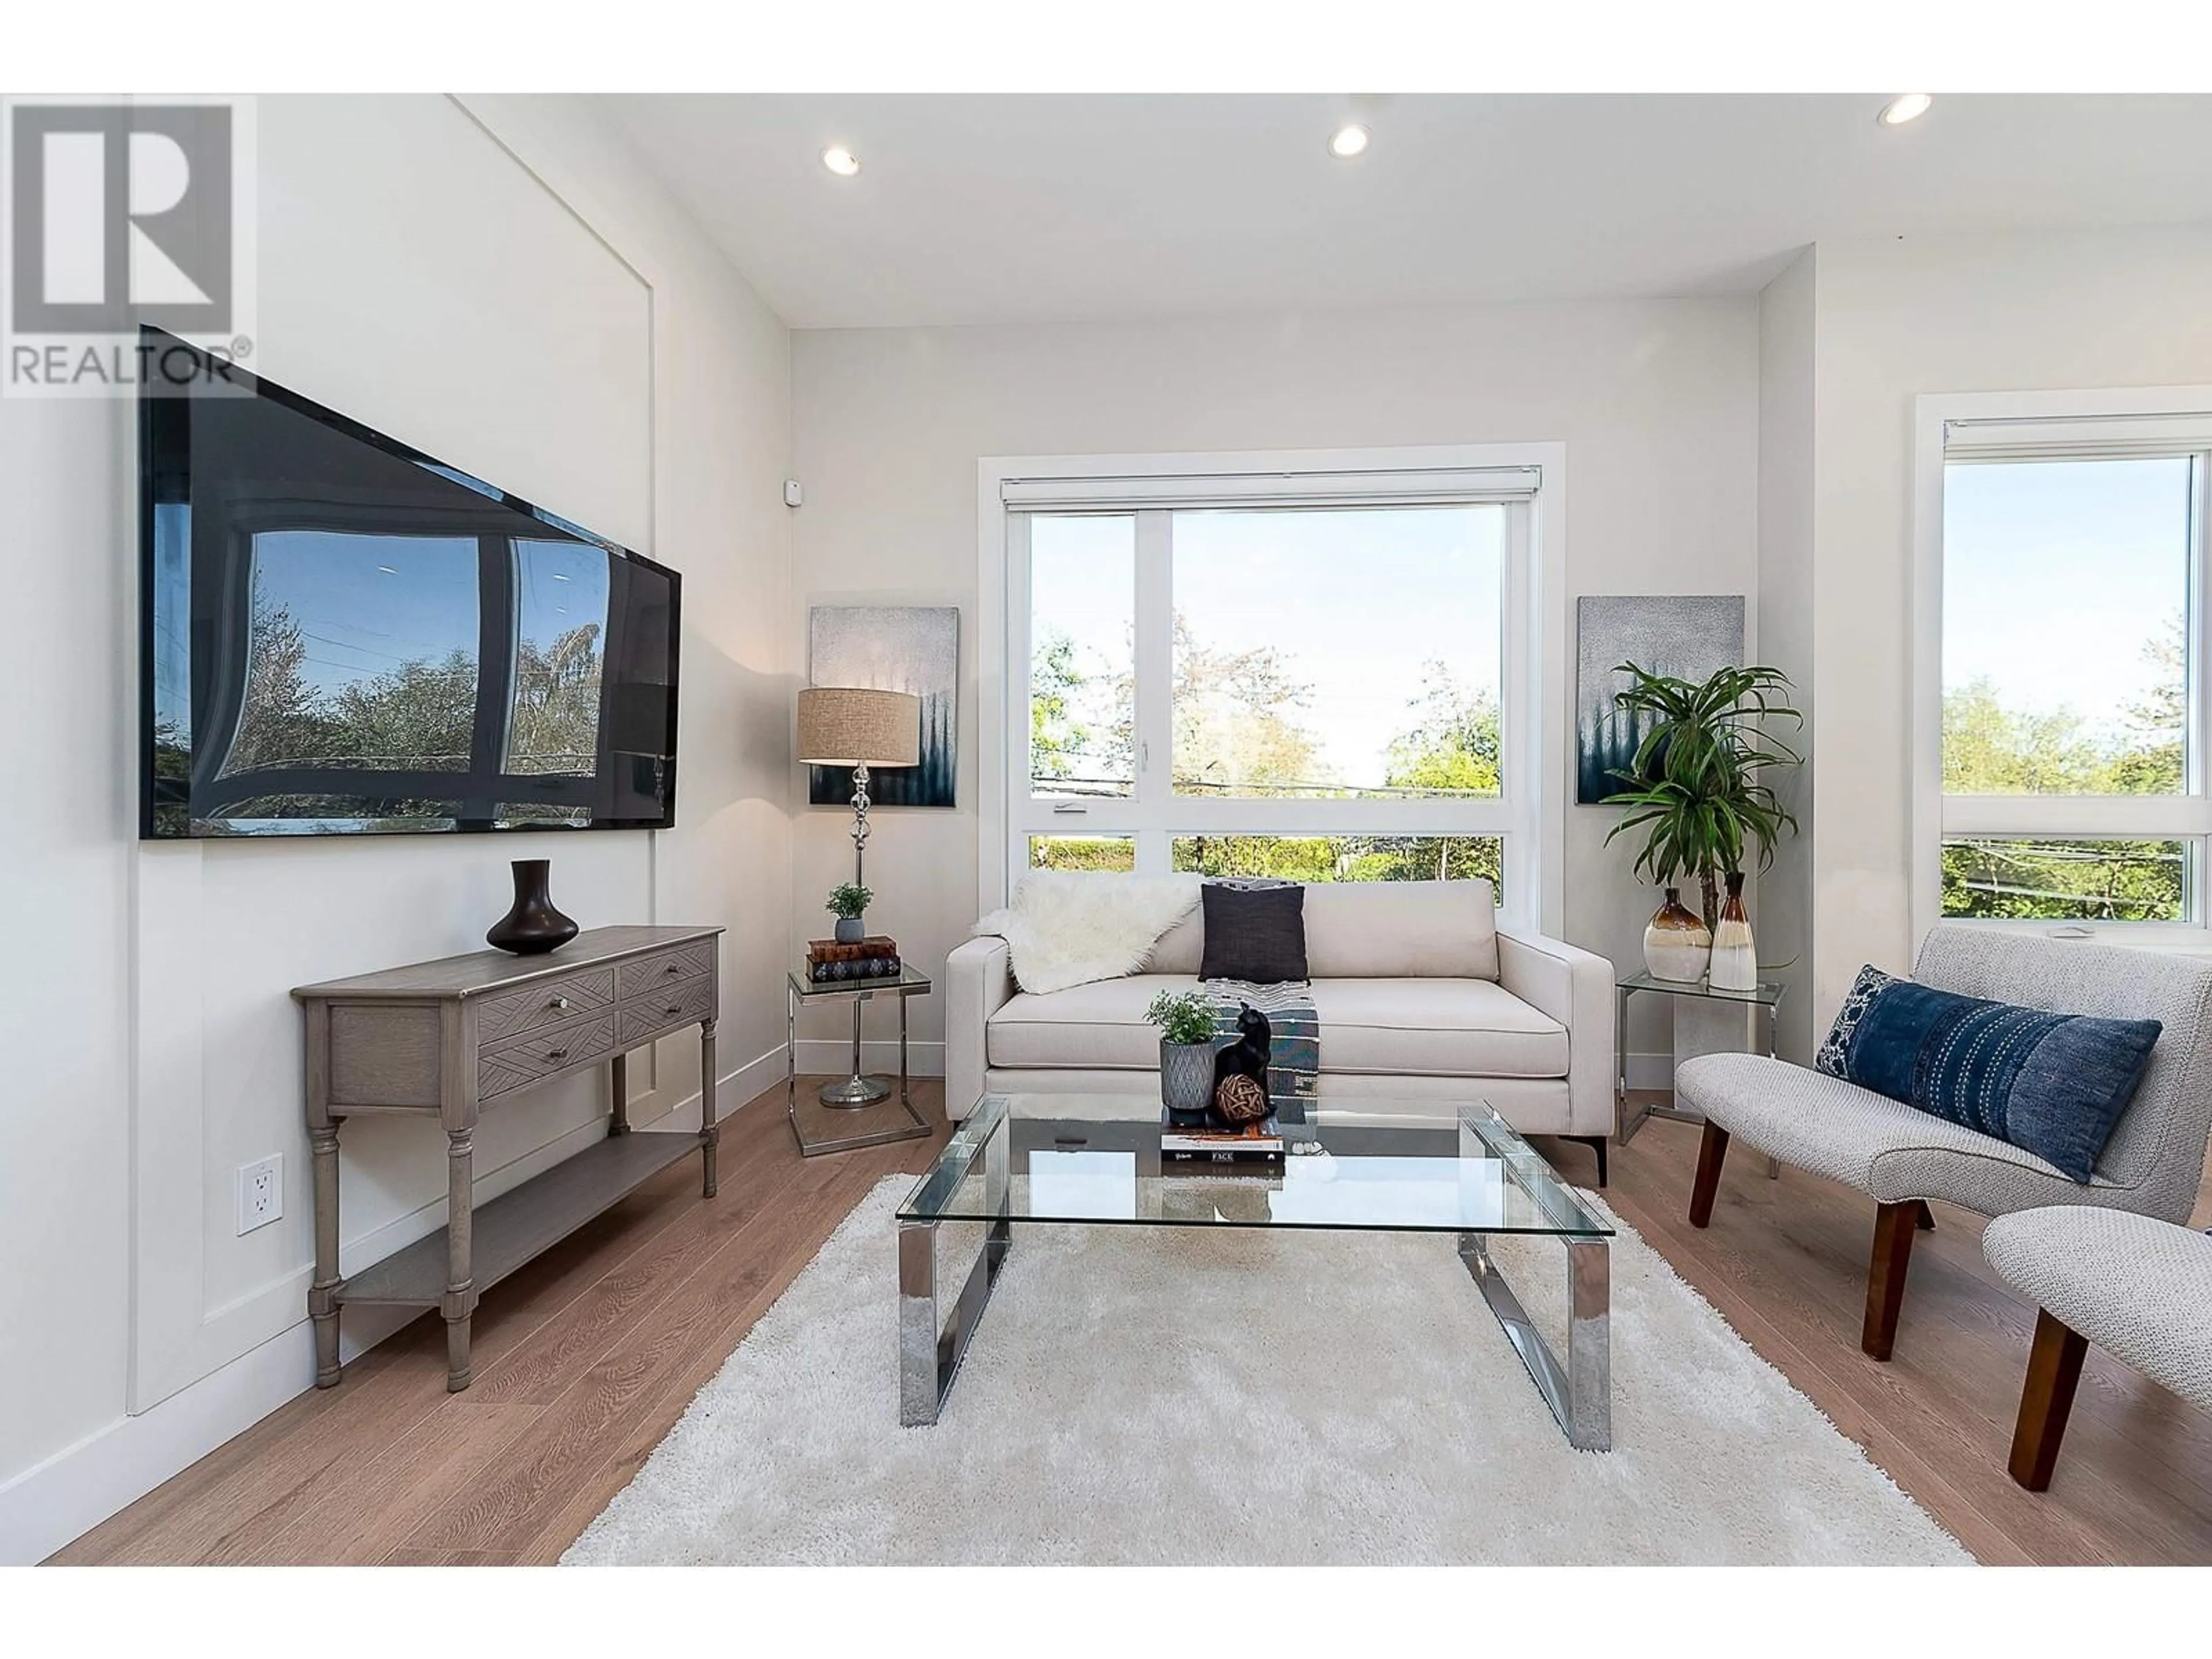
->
[604,94,2212,330]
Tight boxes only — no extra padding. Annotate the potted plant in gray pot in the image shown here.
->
[826,881,872,945]
[1146,988,1219,1117]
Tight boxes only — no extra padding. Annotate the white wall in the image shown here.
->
[0,93,792,1563]
[788,298,1762,1073]
[1756,248,1817,1062]
[1805,224,2212,1023]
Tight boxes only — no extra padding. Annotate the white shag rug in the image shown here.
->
[973,871,1200,994]
[565,1179,1971,1566]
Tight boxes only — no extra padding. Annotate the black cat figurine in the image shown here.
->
[1210,1001,1271,1124]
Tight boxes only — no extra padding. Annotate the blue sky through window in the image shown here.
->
[1944,457,2192,746]
[1030,505,1505,794]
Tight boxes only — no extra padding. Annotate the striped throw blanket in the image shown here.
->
[1205,980,1319,1124]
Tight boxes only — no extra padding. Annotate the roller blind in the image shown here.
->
[1944,411,2212,463]
[1001,464,1542,512]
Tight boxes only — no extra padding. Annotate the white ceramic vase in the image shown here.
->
[1643,887,1711,983]
[1707,872,1756,993]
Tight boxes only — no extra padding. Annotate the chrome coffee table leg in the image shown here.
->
[899,1112,1010,1426]
[1460,1230,1612,1451]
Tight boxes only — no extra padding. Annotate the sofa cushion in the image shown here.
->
[1309,979,1566,1078]
[1304,880,1498,980]
[1145,906,1204,974]
[988,975,1199,1070]
[987,973,1565,1079]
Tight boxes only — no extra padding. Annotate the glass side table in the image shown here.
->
[1615,971,1786,1176]
[787,965,935,1157]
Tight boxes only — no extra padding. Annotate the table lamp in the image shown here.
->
[796,685,921,888]
[796,686,921,1112]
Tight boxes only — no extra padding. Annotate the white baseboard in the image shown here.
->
[0,1318,315,1565]
[792,1038,946,1080]
[649,1043,787,1132]
[2,1042,783,1566]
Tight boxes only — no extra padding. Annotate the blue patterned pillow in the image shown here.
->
[1816,965,2161,1183]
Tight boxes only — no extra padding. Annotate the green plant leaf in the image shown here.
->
[1600,662,1802,888]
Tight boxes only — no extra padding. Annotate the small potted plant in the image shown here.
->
[827,881,873,945]
[1146,988,1219,1116]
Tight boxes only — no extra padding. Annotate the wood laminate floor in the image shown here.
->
[50,1087,2212,1566]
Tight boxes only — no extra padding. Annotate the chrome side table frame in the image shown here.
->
[1615,974,1785,1179]
[786,969,934,1157]
[899,1100,1010,1426]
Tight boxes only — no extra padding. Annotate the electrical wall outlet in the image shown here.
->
[237,1154,283,1236]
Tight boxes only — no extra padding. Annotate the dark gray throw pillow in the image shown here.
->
[1199,882,1308,983]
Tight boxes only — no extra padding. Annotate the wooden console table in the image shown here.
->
[293,924,723,1393]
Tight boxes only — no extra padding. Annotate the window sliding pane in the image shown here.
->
[1940,836,2187,923]
[1029,514,1135,798]
[1171,506,1504,801]
[1942,457,2192,796]
[1171,834,1502,896]
[1028,835,1135,872]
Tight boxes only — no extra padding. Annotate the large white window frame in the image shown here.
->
[978,445,1567,933]
[1912,387,2212,949]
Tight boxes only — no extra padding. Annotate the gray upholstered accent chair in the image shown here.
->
[1675,926,2212,1362]
[1981,1207,2212,1490]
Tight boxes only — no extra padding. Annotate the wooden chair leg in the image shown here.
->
[1914,1199,1936,1231]
[2009,1309,2090,1491]
[1862,1199,1921,1360]
[1688,1122,1730,1228]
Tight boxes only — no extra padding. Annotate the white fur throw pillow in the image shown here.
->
[974,872,1202,995]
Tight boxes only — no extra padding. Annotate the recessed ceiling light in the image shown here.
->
[1877,93,1933,127]
[1328,124,1370,159]
[821,145,861,177]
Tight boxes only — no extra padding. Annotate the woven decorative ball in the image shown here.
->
[1213,1072,1269,1123]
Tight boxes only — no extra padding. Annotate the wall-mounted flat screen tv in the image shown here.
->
[139,328,680,838]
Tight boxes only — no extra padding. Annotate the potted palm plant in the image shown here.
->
[1602,662,1801,987]
[1146,988,1219,1116]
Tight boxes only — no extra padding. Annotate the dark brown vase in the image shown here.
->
[486,859,578,955]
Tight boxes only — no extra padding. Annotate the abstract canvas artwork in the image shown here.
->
[1575,595,1746,805]
[806,605,959,808]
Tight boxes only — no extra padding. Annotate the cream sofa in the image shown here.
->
[945,878,1616,1176]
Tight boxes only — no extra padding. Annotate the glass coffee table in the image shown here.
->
[896,1094,1614,1449]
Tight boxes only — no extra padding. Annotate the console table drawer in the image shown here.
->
[478,967,616,1044]
[618,975,718,1046]
[616,941,715,1001]
[480,1012,618,1100]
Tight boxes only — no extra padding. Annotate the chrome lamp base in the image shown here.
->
[820,1072,894,1108]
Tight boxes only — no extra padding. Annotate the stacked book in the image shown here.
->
[1160,1106,1285,1163]
[805,935,903,984]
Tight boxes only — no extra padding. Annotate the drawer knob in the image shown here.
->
[547,1047,568,1061]
[550,995,571,1012]
[665,1003,681,1016]
[664,963,682,976]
